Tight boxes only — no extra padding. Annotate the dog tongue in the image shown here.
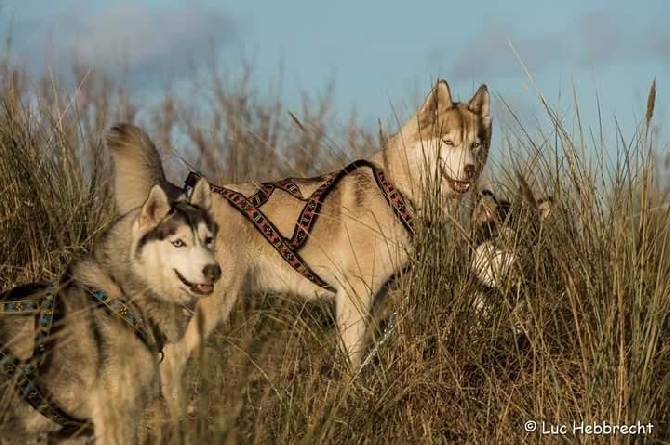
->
[194,283,214,294]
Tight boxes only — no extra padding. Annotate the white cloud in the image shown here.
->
[68,4,234,67]
[449,11,670,80]
[8,3,239,87]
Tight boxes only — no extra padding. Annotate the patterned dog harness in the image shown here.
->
[0,279,164,436]
[183,159,416,291]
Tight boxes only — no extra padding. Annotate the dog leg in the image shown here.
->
[160,273,245,417]
[89,384,142,445]
[46,432,92,445]
[335,278,374,371]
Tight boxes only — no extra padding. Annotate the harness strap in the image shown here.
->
[183,159,415,291]
[0,300,40,314]
[91,290,164,357]
[370,166,416,235]
[0,288,58,376]
[0,285,90,434]
[288,171,340,249]
[0,347,90,434]
[251,173,335,206]
[0,280,164,435]
[34,290,56,369]
[215,185,335,291]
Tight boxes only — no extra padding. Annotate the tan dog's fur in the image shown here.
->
[105,79,492,410]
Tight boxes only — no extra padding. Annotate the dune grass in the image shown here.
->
[0,56,669,444]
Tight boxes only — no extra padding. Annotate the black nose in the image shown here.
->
[203,264,222,282]
[464,164,476,180]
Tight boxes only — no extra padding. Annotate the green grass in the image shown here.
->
[1,57,669,444]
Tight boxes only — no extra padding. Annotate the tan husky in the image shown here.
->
[105,79,492,407]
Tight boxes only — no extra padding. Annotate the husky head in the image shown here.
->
[395,80,491,199]
[470,179,552,290]
[132,178,221,304]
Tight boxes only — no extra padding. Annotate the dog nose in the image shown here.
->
[203,264,222,282]
[464,164,476,180]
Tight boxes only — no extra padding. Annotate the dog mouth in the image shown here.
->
[439,163,471,194]
[174,270,215,296]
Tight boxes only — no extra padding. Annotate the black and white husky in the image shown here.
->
[470,180,553,331]
[0,179,221,444]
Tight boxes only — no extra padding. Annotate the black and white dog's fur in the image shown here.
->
[0,179,221,444]
[470,181,552,331]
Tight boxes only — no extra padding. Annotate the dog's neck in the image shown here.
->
[132,291,193,344]
[370,132,464,222]
[73,252,190,349]
[370,134,412,199]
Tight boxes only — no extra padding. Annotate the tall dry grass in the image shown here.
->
[0,52,669,444]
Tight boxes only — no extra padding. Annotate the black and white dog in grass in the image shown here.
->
[0,178,221,443]
[470,179,553,332]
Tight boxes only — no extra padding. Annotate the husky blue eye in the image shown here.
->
[172,240,185,248]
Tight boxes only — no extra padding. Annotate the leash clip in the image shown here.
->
[183,171,204,199]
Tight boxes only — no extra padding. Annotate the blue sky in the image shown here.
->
[3,0,670,169]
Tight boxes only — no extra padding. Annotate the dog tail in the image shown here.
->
[106,124,175,214]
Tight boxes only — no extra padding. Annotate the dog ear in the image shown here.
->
[472,191,498,223]
[138,184,171,230]
[537,197,553,220]
[468,85,491,147]
[418,79,453,122]
[189,178,212,211]
[468,84,490,119]
[516,172,538,209]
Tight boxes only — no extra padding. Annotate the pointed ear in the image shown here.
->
[472,191,498,224]
[189,178,212,211]
[138,185,171,230]
[418,79,453,122]
[516,173,538,208]
[537,197,553,220]
[468,84,490,119]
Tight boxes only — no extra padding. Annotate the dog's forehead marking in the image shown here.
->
[135,202,216,255]
[172,202,218,235]
[418,103,484,142]
[196,221,214,240]
[473,198,513,246]
[172,222,196,240]
[148,218,177,240]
